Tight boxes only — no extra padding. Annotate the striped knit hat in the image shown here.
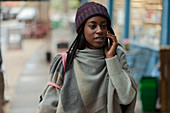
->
[75,2,111,33]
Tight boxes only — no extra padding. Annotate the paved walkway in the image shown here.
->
[3,27,75,113]
[3,37,50,113]
[10,45,50,113]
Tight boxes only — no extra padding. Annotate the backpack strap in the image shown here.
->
[36,109,39,113]
[37,53,67,113]
[47,53,67,89]
[47,81,62,89]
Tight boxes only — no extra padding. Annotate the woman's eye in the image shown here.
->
[89,25,96,29]
[102,24,107,29]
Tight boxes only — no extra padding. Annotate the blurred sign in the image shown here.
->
[7,27,23,49]
[9,34,21,43]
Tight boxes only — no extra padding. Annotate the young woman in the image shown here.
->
[38,2,137,113]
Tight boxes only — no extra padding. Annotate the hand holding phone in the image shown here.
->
[104,30,118,58]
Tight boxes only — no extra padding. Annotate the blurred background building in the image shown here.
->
[0,0,170,113]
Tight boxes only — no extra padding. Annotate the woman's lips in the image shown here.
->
[94,37,104,42]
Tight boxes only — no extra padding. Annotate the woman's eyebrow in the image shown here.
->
[101,20,107,23]
[88,21,97,24]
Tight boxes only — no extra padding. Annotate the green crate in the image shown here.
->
[140,92,157,100]
[141,98,157,112]
[140,87,157,93]
[140,88,157,98]
[139,77,158,88]
[139,76,158,112]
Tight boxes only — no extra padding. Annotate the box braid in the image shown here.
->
[65,25,86,71]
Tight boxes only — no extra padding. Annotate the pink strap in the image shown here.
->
[46,53,67,90]
[47,81,61,89]
[37,53,67,113]
[36,109,39,113]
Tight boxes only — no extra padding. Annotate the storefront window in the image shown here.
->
[130,0,162,49]
[112,0,125,42]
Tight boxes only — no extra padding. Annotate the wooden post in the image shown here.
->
[160,46,170,112]
[167,47,170,110]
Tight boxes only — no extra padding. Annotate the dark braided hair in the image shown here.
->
[108,26,115,35]
[65,25,86,71]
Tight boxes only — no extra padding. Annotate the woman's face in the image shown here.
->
[84,16,108,49]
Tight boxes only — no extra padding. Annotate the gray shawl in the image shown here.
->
[38,47,137,113]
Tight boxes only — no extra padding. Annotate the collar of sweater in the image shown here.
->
[75,47,106,69]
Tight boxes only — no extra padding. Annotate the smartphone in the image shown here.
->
[105,27,115,48]
[105,30,112,48]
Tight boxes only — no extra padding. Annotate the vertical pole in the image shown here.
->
[161,0,170,46]
[123,0,130,39]
[107,0,113,26]
[81,0,88,5]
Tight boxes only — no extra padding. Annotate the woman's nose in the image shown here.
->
[96,26,103,34]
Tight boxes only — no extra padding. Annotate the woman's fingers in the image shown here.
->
[105,34,118,58]
[107,34,117,44]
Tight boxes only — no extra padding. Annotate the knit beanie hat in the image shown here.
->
[75,2,111,33]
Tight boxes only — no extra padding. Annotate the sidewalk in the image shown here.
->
[3,37,49,113]
[3,27,75,113]
[7,44,50,113]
